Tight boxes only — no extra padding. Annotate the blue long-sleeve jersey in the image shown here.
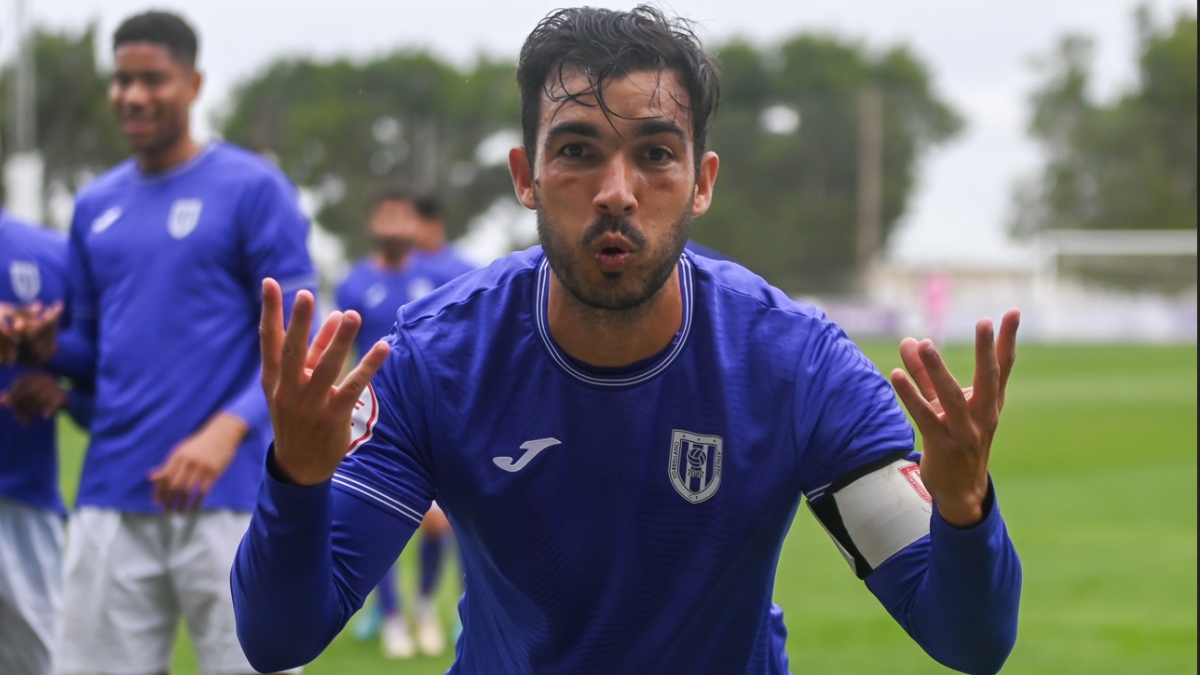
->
[233,248,1020,673]
[57,143,317,512]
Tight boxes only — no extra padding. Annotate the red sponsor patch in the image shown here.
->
[900,464,932,504]
[347,382,378,455]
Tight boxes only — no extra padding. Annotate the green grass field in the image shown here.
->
[55,344,1197,674]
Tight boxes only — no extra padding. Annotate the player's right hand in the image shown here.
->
[260,279,390,487]
[0,302,19,365]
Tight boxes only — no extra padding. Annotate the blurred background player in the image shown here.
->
[8,12,314,675]
[0,207,92,675]
[335,184,473,659]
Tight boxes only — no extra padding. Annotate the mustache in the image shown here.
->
[580,215,648,248]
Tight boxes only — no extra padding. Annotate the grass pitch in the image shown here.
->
[55,344,1197,674]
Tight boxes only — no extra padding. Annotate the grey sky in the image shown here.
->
[3,0,1194,263]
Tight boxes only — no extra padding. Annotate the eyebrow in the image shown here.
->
[544,119,689,145]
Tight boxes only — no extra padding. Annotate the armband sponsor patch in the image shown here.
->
[347,382,378,455]
[808,451,933,579]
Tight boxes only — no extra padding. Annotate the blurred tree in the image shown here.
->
[0,25,126,214]
[220,36,959,293]
[218,53,520,256]
[1010,8,1197,291]
[696,36,963,293]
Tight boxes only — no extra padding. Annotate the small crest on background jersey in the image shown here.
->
[91,206,122,233]
[167,199,203,239]
[347,381,378,455]
[669,429,723,504]
[407,277,434,301]
[9,261,40,303]
[363,282,388,309]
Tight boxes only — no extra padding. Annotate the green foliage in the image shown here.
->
[57,344,1198,674]
[697,36,963,293]
[217,53,520,256]
[219,36,960,293]
[0,25,126,204]
[1011,8,1198,292]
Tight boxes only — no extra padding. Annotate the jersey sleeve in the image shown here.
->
[224,173,319,432]
[231,328,435,672]
[49,202,99,382]
[794,318,914,497]
[795,319,1020,674]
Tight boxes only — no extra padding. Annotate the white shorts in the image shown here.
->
[59,508,257,675]
[0,497,63,675]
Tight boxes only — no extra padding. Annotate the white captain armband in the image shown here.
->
[807,451,934,579]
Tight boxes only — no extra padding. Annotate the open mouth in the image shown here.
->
[592,237,634,272]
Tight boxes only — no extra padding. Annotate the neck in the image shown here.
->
[138,134,203,174]
[373,248,412,270]
[547,267,683,368]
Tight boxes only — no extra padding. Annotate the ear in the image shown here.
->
[509,146,538,210]
[186,68,203,104]
[691,151,720,216]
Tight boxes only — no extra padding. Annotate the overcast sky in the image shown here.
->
[2,0,1194,263]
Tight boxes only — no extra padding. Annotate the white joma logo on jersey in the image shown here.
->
[91,206,122,233]
[494,438,561,472]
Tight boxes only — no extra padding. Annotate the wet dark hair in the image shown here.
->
[516,5,720,173]
[113,11,199,68]
[370,183,445,221]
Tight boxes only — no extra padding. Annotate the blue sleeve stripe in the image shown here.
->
[278,273,320,296]
[331,474,424,525]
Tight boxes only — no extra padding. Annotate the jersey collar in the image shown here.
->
[535,253,695,388]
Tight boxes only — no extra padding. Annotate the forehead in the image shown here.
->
[113,42,185,71]
[538,67,692,140]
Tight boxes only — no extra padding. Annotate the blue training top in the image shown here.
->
[0,212,73,514]
[336,249,475,357]
[58,143,317,513]
[234,247,1021,674]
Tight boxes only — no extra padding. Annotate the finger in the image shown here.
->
[995,308,1021,410]
[188,477,216,512]
[260,279,285,393]
[305,311,344,372]
[330,340,392,413]
[309,311,360,393]
[917,340,971,426]
[889,368,943,435]
[280,290,315,390]
[899,337,938,401]
[971,318,1000,420]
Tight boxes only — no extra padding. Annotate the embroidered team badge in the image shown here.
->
[9,261,40,303]
[91,206,122,233]
[668,429,723,504]
[363,282,388,309]
[168,199,203,239]
[347,381,378,455]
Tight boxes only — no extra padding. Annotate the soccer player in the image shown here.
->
[0,209,92,675]
[336,185,473,658]
[234,6,1022,674]
[12,11,314,675]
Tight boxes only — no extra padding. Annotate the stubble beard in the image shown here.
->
[537,205,691,319]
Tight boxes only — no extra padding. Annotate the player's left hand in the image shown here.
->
[149,412,248,512]
[8,301,63,366]
[0,371,69,424]
[889,308,1020,528]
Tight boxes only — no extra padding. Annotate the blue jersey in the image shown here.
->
[235,248,1021,674]
[61,143,317,512]
[0,213,70,514]
[335,251,474,357]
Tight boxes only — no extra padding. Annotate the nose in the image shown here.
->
[121,80,150,108]
[592,156,637,217]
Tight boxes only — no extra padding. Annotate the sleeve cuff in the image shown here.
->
[260,445,333,520]
[930,477,1004,549]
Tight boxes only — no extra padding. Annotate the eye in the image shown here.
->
[560,143,588,159]
[643,146,674,163]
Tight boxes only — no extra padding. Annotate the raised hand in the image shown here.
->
[889,309,1020,527]
[260,278,390,487]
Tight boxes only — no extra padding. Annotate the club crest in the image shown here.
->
[347,381,378,455]
[168,199,203,239]
[668,429,723,503]
[9,261,41,303]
